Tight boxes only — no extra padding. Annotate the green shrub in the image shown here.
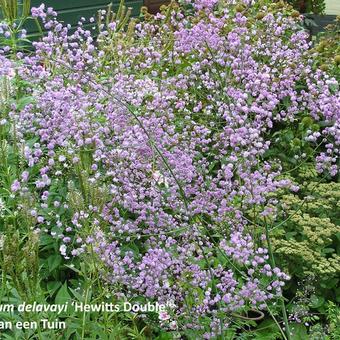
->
[286,0,325,14]
[312,16,340,79]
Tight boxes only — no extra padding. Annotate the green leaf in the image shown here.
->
[285,231,297,239]
[310,295,325,309]
[335,288,340,302]
[69,287,84,302]
[283,130,294,142]
[320,278,338,289]
[251,319,281,340]
[16,96,34,110]
[55,282,71,305]
[47,281,62,296]
[155,332,174,340]
[290,323,308,340]
[64,264,82,275]
[47,254,62,272]
[39,234,55,246]
[282,96,291,108]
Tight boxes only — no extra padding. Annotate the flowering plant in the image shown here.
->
[0,0,339,338]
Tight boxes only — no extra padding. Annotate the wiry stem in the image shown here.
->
[264,217,291,340]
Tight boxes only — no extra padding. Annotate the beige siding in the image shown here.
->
[325,0,340,15]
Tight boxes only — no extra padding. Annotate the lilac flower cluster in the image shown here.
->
[1,0,338,335]
[93,227,289,329]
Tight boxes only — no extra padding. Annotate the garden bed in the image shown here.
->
[0,0,339,339]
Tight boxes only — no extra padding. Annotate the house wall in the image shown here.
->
[27,0,143,34]
[325,0,340,15]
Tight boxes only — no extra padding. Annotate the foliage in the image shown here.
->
[311,16,340,78]
[0,0,36,51]
[272,177,340,279]
[286,0,325,15]
[0,0,339,339]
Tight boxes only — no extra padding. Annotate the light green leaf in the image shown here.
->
[55,282,71,305]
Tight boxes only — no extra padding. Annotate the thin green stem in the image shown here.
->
[81,279,90,339]
[264,216,291,340]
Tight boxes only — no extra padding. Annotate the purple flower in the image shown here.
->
[11,180,21,192]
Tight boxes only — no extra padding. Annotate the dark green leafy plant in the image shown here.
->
[286,0,325,14]
[311,16,340,78]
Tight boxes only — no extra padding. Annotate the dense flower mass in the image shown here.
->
[0,0,339,337]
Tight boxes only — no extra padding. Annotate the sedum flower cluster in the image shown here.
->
[0,0,339,336]
[272,165,340,283]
